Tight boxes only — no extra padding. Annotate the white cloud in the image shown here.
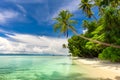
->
[16,4,26,16]
[52,0,80,18]
[83,29,88,34]
[0,33,68,55]
[0,10,18,24]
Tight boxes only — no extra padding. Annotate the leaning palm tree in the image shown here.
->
[53,10,120,49]
[79,0,97,20]
[53,10,77,37]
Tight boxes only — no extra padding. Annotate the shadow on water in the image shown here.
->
[0,67,30,75]
[11,71,118,80]
[0,67,16,74]
[0,71,119,80]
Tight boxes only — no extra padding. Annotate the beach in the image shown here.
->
[73,57,120,80]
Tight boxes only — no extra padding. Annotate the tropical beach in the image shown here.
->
[74,57,120,80]
[0,0,120,80]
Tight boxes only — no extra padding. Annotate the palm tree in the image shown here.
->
[79,0,97,20]
[94,0,104,15]
[110,0,120,7]
[102,6,120,42]
[53,10,77,37]
[53,10,120,49]
[100,0,120,7]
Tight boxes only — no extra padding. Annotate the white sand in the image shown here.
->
[73,57,120,80]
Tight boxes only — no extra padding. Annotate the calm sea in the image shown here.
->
[0,56,94,80]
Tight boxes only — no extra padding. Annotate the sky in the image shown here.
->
[0,0,98,54]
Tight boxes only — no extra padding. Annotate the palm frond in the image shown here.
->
[53,23,61,32]
[68,20,77,25]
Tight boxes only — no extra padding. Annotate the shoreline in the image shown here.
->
[73,57,120,80]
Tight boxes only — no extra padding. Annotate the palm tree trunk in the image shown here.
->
[72,30,120,49]
[67,27,68,37]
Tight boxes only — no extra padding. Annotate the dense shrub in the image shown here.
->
[99,47,120,62]
[68,35,86,57]
[68,35,103,58]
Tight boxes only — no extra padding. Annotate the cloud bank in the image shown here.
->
[0,33,68,55]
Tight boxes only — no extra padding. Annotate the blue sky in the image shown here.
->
[0,0,98,54]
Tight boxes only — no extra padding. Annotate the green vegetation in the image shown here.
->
[53,10,77,37]
[53,0,120,62]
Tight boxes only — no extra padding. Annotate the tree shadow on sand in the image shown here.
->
[115,76,120,80]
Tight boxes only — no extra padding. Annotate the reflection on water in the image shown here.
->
[0,56,110,80]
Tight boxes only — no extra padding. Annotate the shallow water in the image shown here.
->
[0,56,99,80]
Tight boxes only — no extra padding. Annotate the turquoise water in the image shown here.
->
[0,56,93,80]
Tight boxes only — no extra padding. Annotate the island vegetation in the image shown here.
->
[53,0,120,62]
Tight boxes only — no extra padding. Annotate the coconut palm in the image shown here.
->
[110,0,120,7]
[94,0,104,15]
[103,6,120,29]
[103,6,120,41]
[100,0,120,7]
[53,10,120,49]
[79,0,97,20]
[53,10,77,37]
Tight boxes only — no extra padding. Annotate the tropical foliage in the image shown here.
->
[53,0,120,62]
[53,10,77,37]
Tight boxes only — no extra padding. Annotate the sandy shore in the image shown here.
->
[73,57,120,80]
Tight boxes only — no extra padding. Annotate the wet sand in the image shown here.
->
[73,57,120,80]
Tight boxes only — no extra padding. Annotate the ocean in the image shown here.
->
[0,56,91,80]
